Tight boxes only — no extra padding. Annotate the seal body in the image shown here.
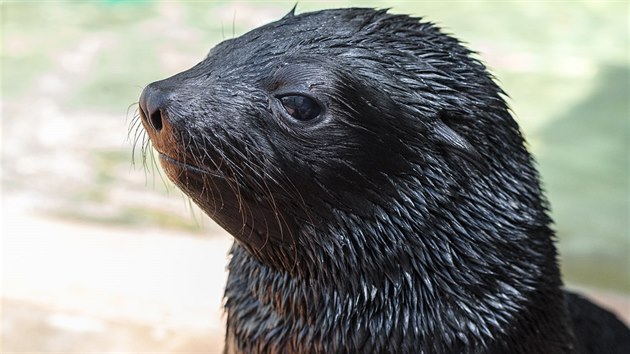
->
[138,8,630,354]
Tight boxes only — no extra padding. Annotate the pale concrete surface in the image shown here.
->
[2,196,231,352]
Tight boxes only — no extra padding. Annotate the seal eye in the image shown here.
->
[279,95,321,121]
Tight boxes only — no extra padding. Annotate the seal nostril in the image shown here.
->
[139,83,171,133]
[150,109,164,131]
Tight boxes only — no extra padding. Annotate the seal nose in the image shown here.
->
[139,84,169,132]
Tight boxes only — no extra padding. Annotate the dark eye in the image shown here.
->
[279,95,322,121]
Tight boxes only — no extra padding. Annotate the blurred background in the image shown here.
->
[1,0,628,352]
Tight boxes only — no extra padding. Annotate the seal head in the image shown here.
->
[138,8,511,258]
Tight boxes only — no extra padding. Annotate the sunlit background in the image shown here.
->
[2,0,628,352]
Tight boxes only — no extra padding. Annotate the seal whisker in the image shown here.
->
[197,134,228,216]
[140,134,152,177]
[132,122,148,162]
[129,116,143,167]
[149,144,171,191]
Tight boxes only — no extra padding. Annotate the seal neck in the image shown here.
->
[224,227,574,353]
[224,168,575,352]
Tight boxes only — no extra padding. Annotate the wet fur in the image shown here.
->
[137,8,630,354]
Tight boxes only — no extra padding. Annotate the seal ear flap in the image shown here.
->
[281,4,298,19]
[431,119,488,172]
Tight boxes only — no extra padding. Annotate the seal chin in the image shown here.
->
[157,152,289,250]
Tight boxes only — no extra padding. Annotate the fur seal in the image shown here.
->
[137,7,630,354]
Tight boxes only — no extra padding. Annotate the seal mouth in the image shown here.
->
[157,152,229,180]
[158,151,282,250]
